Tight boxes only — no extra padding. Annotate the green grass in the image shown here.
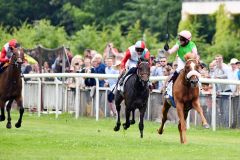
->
[0,111,240,160]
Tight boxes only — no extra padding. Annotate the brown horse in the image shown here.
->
[0,47,25,129]
[158,59,209,144]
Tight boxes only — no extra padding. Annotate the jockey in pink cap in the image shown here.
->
[163,30,199,82]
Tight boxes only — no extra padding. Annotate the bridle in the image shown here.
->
[9,47,24,72]
[184,59,201,87]
[137,61,150,84]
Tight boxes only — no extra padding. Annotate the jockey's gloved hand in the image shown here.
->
[164,43,169,51]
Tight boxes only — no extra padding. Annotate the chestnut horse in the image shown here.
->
[158,59,209,144]
[0,47,25,129]
[114,61,150,138]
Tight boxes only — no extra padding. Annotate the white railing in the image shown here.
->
[22,73,240,131]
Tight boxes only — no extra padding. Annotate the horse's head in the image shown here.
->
[10,47,24,65]
[137,61,150,83]
[184,59,201,87]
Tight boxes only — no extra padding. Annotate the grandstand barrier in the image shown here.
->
[22,73,240,131]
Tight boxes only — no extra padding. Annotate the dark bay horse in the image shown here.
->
[158,59,209,144]
[114,61,150,138]
[0,47,25,129]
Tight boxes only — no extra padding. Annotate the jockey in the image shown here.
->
[164,30,199,82]
[118,40,151,86]
[0,39,20,66]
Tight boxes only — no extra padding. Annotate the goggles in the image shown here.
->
[135,48,144,53]
[179,36,188,42]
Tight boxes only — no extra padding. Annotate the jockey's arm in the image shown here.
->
[120,49,131,71]
[166,44,179,55]
[0,48,9,63]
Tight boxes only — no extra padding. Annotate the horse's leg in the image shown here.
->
[178,122,183,143]
[139,106,146,138]
[158,100,171,134]
[114,94,123,131]
[130,110,135,125]
[0,101,5,121]
[123,108,131,130]
[176,102,187,144]
[15,97,24,128]
[6,100,13,129]
[192,100,210,129]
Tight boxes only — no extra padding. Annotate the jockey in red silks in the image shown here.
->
[0,39,20,67]
[118,40,151,86]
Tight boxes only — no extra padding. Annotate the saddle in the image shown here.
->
[117,74,132,93]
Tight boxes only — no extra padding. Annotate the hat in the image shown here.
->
[230,58,238,64]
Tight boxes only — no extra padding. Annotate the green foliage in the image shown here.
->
[70,25,101,54]
[32,20,68,48]
[126,20,143,44]
[208,4,240,62]
[11,22,37,48]
[0,25,11,46]
[59,3,94,34]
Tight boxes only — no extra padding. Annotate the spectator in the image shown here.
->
[103,42,119,62]
[70,55,83,73]
[151,57,167,90]
[104,57,119,116]
[227,58,239,128]
[42,61,53,81]
[213,54,231,127]
[92,54,106,87]
[171,61,178,74]
[66,55,85,91]
[83,49,93,60]
[81,57,96,87]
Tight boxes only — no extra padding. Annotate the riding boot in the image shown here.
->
[169,71,179,83]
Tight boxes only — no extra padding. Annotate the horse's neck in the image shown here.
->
[6,65,21,80]
[178,71,189,86]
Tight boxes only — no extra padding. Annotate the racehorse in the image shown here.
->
[158,58,209,144]
[114,61,150,138]
[0,47,25,129]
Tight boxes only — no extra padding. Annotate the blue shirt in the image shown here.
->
[94,63,106,87]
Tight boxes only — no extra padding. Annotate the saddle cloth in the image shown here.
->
[117,74,132,93]
[165,80,176,108]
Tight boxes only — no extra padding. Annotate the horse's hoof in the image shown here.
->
[123,123,130,130]
[0,115,5,121]
[203,124,210,129]
[114,126,120,131]
[157,129,163,135]
[130,120,135,125]
[140,134,143,138]
[15,123,21,128]
[6,123,12,129]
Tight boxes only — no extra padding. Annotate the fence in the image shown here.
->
[22,73,240,131]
